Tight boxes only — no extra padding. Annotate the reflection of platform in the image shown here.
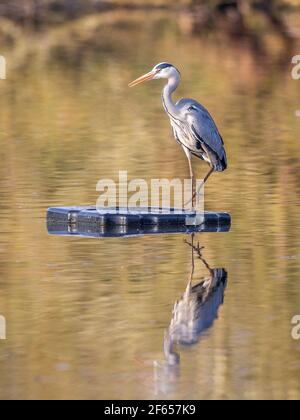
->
[47,206,231,237]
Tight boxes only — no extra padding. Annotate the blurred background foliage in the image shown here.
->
[0,0,299,24]
[0,0,299,72]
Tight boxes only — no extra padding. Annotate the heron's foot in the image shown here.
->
[184,239,204,257]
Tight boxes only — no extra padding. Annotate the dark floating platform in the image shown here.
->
[47,206,231,238]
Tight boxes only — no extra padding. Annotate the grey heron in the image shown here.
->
[129,62,227,208]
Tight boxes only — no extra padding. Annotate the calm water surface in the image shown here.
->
[0,10,300,399]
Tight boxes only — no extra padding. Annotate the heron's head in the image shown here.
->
[128,62,180,87]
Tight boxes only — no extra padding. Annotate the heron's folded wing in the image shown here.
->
[186,105,227,171]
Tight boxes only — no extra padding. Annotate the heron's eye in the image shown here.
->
[155,63,172,72]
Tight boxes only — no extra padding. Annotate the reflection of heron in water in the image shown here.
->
[153,235,227,395]
[164,235,228,366]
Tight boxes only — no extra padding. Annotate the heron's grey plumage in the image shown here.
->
[128,63,227,205]
[160,66,227,173]
[177,99,227,172]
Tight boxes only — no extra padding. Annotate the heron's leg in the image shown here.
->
[188,166,214,207]
[184,234,196,290]
[190,233,195,281]
[184,239,214,276]
[183,148,195,209]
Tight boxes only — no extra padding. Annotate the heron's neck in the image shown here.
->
[162,75,180,118]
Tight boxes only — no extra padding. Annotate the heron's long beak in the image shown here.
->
[128,70,156,87]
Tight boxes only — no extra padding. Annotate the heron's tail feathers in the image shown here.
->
[213,152,227,172]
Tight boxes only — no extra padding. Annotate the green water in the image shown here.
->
[0,9,300,399]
